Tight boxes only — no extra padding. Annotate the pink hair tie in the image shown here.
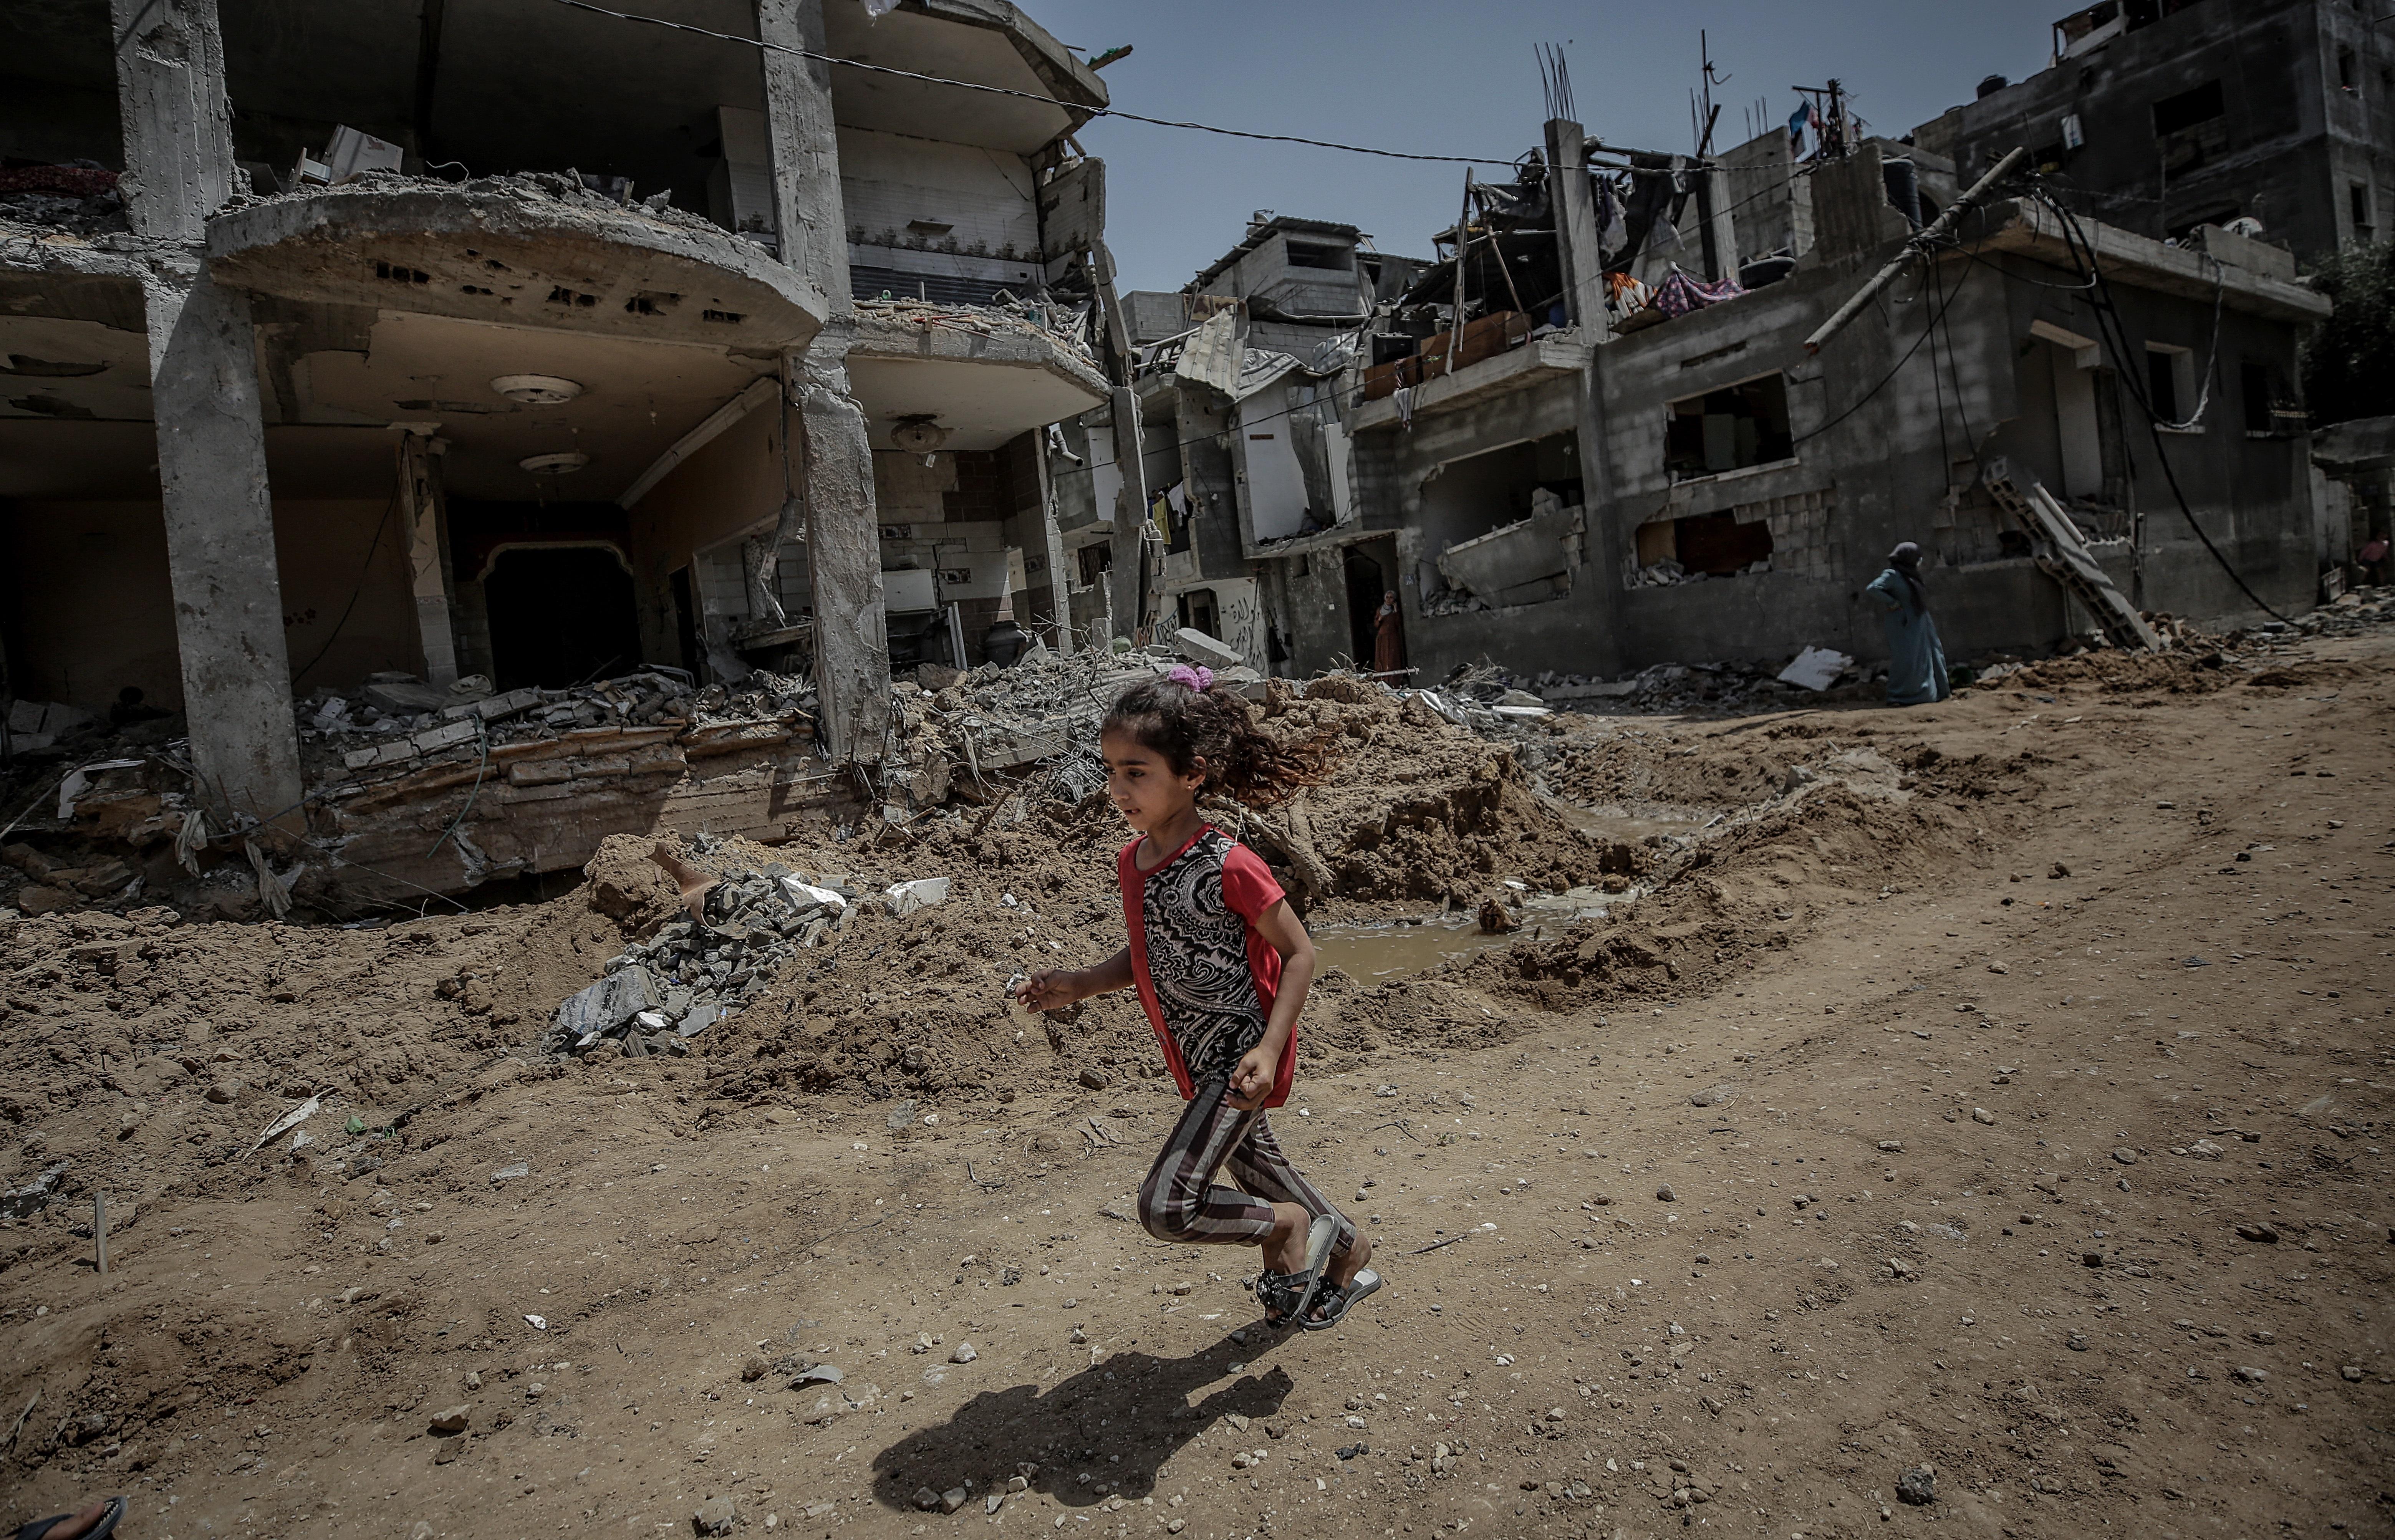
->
[1168,664,1214,690]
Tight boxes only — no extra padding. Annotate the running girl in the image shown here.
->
[1014,666,1381,1331]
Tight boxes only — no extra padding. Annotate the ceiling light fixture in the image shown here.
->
[519,452,590,475]
[492,374,584,405]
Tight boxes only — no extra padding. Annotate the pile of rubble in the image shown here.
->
[888,630,1267,806]
[544,838,952,1058]
[300,669,812,779]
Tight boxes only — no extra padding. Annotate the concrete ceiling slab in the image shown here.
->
[294,309,772,500]
[847,350,1101,451]
[0,315,154,423]
[825,2,1096,154]
[208,184,829,351]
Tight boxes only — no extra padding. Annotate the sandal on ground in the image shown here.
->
[1256,1215,1340,1329]
[15,1497,126,1540]
[1299,1267,1385,1333]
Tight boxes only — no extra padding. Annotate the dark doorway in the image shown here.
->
[483,546,641,689]
[1342,546,1384,669]
[669,565,701,676]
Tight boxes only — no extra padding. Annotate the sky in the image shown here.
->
[1021,0,2071,295]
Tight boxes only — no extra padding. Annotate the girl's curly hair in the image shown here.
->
[1101,674,1332,808]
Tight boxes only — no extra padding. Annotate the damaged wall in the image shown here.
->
[2,492,420,714]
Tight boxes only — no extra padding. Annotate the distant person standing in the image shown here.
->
[1373,591,1406,677]
[1867,542,1950,706]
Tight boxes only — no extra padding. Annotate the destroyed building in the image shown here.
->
[1077,96,2337,686]
[0,0,1133,903]
[1915,0,2395,260]
[1043,217,1430,668]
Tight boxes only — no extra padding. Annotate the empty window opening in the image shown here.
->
[2350,182,2375,241]
[2152,80,2225,137]
[2240,361,2299,436]
[2145,343,2197,427]
[1284,240,1353,272]
[1417,432,1581,556]
[1175,588,1220,640]
[1664,375,1794,479]
[2338,45,2359,93]
[1633,512,1775,580]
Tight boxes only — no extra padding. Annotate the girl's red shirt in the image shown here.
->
[1116,824,1296,1108]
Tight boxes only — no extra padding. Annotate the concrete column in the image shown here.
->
[791,341,891,761]
[757,0,846,284]
[1543,119,1613,341]
[398,432,459,687]
[115,0,304,831]
[1545,118,1626,681]
[1698,166,1741,284]
[759,0,891,760]
[1104,385,1151,642]
[1024,432,1074,656]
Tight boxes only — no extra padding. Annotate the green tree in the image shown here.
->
[2303,240,2395,427]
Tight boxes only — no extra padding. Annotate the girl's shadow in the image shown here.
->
[870,1334,1295,1512]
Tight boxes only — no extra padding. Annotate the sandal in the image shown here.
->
[15,1497,126,1540]
[1256,1215,1339,1329]
[1300,1267,1385,1333]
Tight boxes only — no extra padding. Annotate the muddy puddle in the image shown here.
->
[1312,888,1623,982]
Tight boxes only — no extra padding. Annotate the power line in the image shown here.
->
[2029,186,2289,623]
[540,0,1704,175]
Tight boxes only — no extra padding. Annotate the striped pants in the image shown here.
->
[1137,1072,1354,1261]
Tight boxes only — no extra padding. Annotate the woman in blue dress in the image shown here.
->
[1866,541,1950,706]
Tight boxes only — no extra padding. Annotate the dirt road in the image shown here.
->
[3,625,2389,1540]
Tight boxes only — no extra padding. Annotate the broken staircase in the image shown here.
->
[1983,466,2160,652]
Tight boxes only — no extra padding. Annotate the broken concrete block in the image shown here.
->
[507,760,574,786]
[1491,704,1552,721]
[553,965,661,1038]
[341,746,383,771]
[1438,500,1583,603]
[883,877,951,917]
[777,876,847,914]
[444,686,542,723]
[677,1005,719,1038]
[363,679,449,716]
[411,719,480,755]
[1171,628,1244,669]
[1776,647,1853,693]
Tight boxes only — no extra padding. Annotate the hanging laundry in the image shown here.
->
[1649,265,1746,320]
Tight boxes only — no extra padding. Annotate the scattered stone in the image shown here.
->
[1655,1185,1676,1202]
[911,1487,941,1512]
[2236,1223,2280,1244]
[1077,1067,1111,1091]
[1895,1465,1936,1506]
[1335,1444,1366,1461]
[740,1354,767,1382]
[492,1161,529,1182]
[1877,1141,1903,1153]
[1971,1107,1996,1125]
[2342,1365,2365,1381]
[949,1342,977,1364]
[2111,1148,2137,1165]
[2233,1366,2268,1384]
[428,1405,470,1434]
[2067,1331,2089,1351]
[692,1495,736,1537]
[939,1488,967,1515]
[2081,1249,2105,1268]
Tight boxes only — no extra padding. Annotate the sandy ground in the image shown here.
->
[3,627,2390,1540]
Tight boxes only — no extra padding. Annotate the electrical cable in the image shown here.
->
[540,0,1704,174]
[2030,186,2288,622]
[291,488,400,685]
[1789,260,1964,447]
